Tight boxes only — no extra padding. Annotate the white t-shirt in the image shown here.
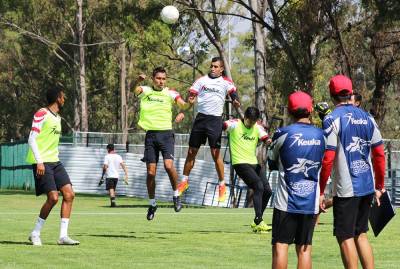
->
[190,75,236,116]
[104,153,123,179]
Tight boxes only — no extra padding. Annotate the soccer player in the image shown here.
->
[268,91,325,269]
[319,75,386,269]
[99,144,129,207]
[26,88,79,246]
[134,67,193,220]
[224,107,272,233]
[177,57,240,202]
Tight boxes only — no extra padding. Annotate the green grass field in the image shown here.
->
[0,190,399,269]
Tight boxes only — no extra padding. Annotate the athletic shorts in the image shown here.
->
[189,113,222,149]
[106,178,118,190]
[272,208,316,246]
[142,130,175,164]
[32,162,71,196]
[333,194,374,240]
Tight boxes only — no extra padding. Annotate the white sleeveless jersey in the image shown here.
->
[190,75,236,116]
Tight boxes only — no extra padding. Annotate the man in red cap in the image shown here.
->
[319,74,386,269]
[268,91,325,269]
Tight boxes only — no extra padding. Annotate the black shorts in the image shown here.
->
[142,130,175,164]
[32,162,71,196]
[189,113,222,149]
[333,194,374,240]
[272,208,316,246]
[106,178,118,190]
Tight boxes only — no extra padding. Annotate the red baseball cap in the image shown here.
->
[288,91,313,114]
[329,75,353,96]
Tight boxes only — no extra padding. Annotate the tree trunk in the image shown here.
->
[77,0,88,132]
[120,42,128,144]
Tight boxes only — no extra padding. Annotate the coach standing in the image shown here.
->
[319,75,386,269]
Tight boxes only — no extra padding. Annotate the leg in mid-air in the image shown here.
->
[210,147,226,202]
[164,159,182,212]
[178,146,199,195]
[146,163,158,221]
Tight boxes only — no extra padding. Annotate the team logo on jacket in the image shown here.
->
[344,113,368,126]
[287,158,320,177]
[345,137,370,155]
[289,133,321,147]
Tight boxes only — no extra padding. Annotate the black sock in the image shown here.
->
[110,197,116,203]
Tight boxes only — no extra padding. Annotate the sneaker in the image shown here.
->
[147,205,157,221]
[28,233,42,246]
[57,236,80,245]
[218,184,226,202]
[173,196,182,212]
[178,179,189,196]
[252,221,272,233]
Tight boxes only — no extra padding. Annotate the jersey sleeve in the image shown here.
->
[268,128,287,162]
[189,77,203,95]
[369,116,383,147]
[168,88,182,102]
[223,119,239,132]
[30,109,47,134]
[223,77,237,94]
[103,155,109,165]
[323,115,339,151]
[137,86,151,97]
[118,155,124,164]
[256,123,268,141]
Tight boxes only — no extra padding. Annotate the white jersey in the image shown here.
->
[104,153,123,178]
[190,75,236,116]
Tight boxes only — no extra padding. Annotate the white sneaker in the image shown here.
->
[28,233,42,246]
[57,236,80,245]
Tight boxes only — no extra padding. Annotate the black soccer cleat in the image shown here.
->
[173,196,182,212]
[146,205,157,221]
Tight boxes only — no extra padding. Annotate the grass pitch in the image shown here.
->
[0,190,399,269]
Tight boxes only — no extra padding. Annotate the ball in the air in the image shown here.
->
[160,5,179,24]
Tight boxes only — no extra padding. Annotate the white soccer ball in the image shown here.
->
[160,5,179,24]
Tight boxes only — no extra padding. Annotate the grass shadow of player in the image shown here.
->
[190,230,246,234]
[85,234,168,240]
[142,231,182,235]
[0,240,32,245]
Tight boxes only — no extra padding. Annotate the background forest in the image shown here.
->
[1,0,399,142]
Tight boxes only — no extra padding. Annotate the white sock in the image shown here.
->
[32,217,45,235]
[182,176,188,182]
[219,180,225,186]
[149,199,157,207]
[173,190,179,197]
[60,218,69,239]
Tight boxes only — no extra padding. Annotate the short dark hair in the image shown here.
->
[244,107,260,122]
[332,94,352,103]
[353,92,362,102]
[152,67,166,77]
[289,108,310,119]
[46,88,63,105]
[211,57,224,67]
[106,144,114,151]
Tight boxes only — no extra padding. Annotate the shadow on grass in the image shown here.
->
[0,241,32,245]
[190,230,247,234]
[85,234,167,240]
[142,231,182,235]
[0,190,35,196]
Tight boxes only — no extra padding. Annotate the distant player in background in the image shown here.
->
[26,88,79,246]
[178,57,240,202]
[134,67,194,221]
[319,75,385,269]
[99,144,128,207]
[224,107,272,233]
[268,91,326,269]
[351,92,362,108]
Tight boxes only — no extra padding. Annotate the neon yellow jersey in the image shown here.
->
[137,86,180,131]
[26,108,62,164]
[225,119,268,165]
